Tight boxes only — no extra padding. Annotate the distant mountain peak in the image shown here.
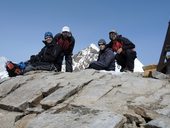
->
[89,43,99,52]
[72,43,99,71]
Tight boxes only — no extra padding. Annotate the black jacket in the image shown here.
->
[107,35,135,51]
[37,41,59,62]
[53,33,75,72]
[25,41,59,72]
[89,47,115,71]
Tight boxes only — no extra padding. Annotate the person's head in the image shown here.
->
[44,32,53,43]
[98,39,106,51]
[109,29,118,41]
[61,26,72,38]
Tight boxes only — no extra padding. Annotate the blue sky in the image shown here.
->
[0,0,170,65]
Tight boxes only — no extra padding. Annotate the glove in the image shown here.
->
[30,55,40,63]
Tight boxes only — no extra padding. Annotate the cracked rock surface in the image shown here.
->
[0,69,170,128]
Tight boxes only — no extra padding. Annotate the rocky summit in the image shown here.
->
[0,69,170,128]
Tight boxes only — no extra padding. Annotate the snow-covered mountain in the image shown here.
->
[0,56,8,79]
[72,44,99,71]
[72,43,144,72]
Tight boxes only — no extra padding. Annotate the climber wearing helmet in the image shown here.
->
[53,26,75,72]
[6,31,60,77]
[24,31,59,72]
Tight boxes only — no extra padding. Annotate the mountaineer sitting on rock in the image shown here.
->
[6,32,59,77]
[88,39,115,71]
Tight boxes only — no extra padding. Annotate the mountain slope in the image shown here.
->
[72,44,99,71]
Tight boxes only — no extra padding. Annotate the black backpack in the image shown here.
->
[6,61,22,77]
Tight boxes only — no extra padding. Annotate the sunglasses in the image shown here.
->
[98,44,105,46]
[45,36,52,39]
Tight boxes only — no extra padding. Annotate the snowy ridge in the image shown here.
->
[134,58,144,72]
[72,43,99,71]
[0,56,8,79]
[89,43,99,52]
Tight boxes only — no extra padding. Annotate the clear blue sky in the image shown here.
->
[0,0,170,65]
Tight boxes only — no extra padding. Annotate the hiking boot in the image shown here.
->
[120,67,133,72]
[120,67,126,72]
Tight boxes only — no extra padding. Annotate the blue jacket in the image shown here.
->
[89,47,115,71]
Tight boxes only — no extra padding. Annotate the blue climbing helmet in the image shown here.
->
[44,32,53,39]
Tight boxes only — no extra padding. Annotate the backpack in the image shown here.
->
[6,61,22,77]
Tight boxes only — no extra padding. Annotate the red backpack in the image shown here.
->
[6,61,22,77]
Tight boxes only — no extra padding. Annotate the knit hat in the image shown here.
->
[98,39,106,45]
[61,26,71,33]
[44,32,53,39]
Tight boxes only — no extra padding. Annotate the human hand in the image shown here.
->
[117,48,123,54]
[30,55,40,63]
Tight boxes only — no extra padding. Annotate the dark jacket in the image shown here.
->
[25,41,59,72]
[53,33,75,72]
[107,35,137,72]
[107,35,135,52]
[89,47,115,71]
[37,41,59,62]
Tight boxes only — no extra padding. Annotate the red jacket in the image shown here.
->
[112,41,123,52]
[108,35,135,52]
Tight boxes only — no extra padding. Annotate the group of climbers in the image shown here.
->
[6,26,75,77]
[88,29,137,72]
[5,27,137,77]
